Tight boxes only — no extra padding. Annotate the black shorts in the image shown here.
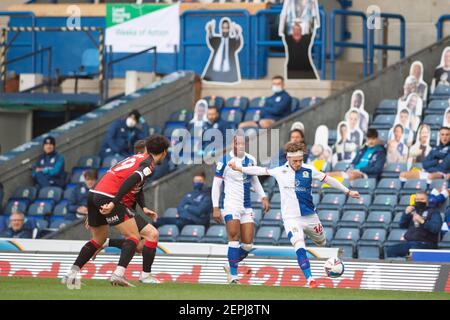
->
[87,192,135,227]
[135,214,149,232]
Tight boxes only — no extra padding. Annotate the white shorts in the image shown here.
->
[283,214,326,249]
[222,207,254,224]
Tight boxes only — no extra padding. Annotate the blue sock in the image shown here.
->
[296,248,312,280]
[227,241,240,276]
[238,247,249,262]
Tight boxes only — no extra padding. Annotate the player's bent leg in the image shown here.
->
[284,218,316,288]
[110,218,140,287]
[239,212,255,262]
[139,224,160,284]
[225,218,241,284]
[303,214,327,247]
[63,225,108,287]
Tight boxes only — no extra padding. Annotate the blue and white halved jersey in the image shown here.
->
[214,151,265,209]
[265,162,326,219]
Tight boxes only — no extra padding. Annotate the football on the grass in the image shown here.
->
[324,257,345,278]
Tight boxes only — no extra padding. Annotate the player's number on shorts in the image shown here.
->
[313,224,323,234]
[112,157,136,172]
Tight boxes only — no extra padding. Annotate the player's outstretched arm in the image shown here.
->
[323,175,360,199]
[228,161,270,176]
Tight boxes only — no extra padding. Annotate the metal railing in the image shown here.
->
[330,9,368,80]
[1,46,52,93]
[253,7,327,79]
[436,14,450,40]
[0,11,37,72]
[103,46,157,102]
[368,12,405,75]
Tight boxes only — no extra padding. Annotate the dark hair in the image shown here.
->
[194,171,206,179]
[272,75,284,82]
[394,124,404,133]
[289,129,304,140]
[367,128,378,138]
[83,170,97,181]
[221,19,230,27]
[146,134,170,155]
[208,106,219,113]
[128,109,141,121]
[284,141,307,154]
[440,126,450,132]
[134,139,147,154]
[400,109,409,114]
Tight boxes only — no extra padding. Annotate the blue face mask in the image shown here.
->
[193,182,204,190]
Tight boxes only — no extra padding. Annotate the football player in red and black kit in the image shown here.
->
[90,140,161,284]
[63,135,170,287]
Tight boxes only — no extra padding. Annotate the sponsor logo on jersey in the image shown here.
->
[303,171,309,178]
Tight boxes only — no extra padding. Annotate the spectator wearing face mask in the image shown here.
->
[386,191,443,257]
[239,75,292,129]
[99,110,149,159]
[154,171,212,229]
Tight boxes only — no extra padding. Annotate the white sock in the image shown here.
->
[70,265,80,273]
[140,271,150,279]
[104,238,110,248]
[114,266,125,277]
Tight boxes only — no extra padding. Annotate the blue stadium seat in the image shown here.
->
[220,107,243,125]
[425,99,449,115]
[49,220,70,230]
[363,211,392,229]
[322,179,350,194]
[270,192,281,206]
[260,209,283,227]
[317,194,347,211]
[101,155,125,168]
[400,179,428,196]
[201,225,227,244]
[389,212,404,229]
[158,224,179,242]
[148,125,162,136]
[328,130,337,146]
[359,228,386,245]
[350,178,376,194]
[377,129,389,143]
[331,227,360,258]
[323,226,335,243]
[430,130,439,147]
[34,219,49,230]
[70,167,91,184]
[53,200,69,217]
[0,217,4,232]
[299,97,322,109]
[254,226,281,245]
[332,162,350,171]
[317,210,340,228]
[63,184,77,200]
[279,230,291,246]
[337,211,366,228]
[370,194,397,211]
[375,178,402,195]
[376,99,398,115]
[312,193,320,206]
[242,126,259,138]
[432,84,450,97]
[423,114,444,130]
[395,195,412,212]
[429,179,448,190]
[357,245,381,259]
[249,96,267,108]
[3,199,29,216]
[243,108,262,122]
[225,96,249,111]
[170,109,193,123]
[27,200,54,217]
[11,186,38,202]
[343,194,372,211]
[177,225,205,243]
[162,208,179,219]
[381,163,407,179]
[384,229,406,248]
[77,155,101,169]
[204,96,225,109]
[438,232,450,249]
[97,167,109,179]
[163,121,186,138]
[371,114,395,130]
[38,187,63,203]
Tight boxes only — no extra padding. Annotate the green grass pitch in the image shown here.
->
[0,277,448,300]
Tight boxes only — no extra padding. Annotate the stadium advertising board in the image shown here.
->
[0,252,447,292]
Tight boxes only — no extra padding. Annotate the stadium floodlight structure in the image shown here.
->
[0,26,106,103]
